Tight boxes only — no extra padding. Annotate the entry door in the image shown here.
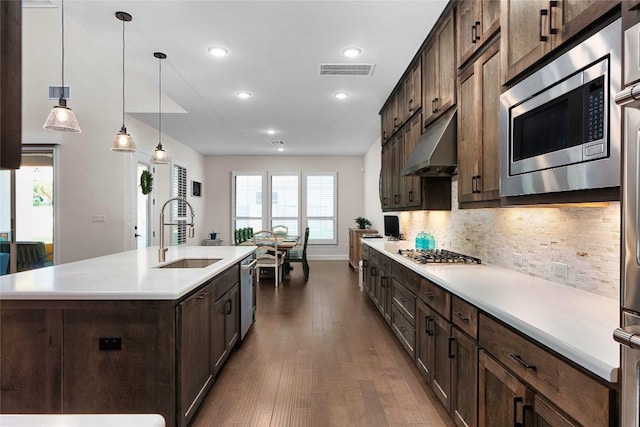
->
[135,161,152,249]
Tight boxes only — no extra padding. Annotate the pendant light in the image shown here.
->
[111,11,136,152]
[43,0,81,133]
[150,52,169,164]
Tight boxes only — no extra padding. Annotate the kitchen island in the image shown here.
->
[0,245,255,427]
[362,238,619,426]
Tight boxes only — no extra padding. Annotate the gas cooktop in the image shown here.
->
[398,249,481,265]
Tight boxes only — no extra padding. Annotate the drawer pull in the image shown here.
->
[510,353,536,371]
[454,311,469,322]
[424,291,435,299]
[448,337,455,359]
[196,292,208,300]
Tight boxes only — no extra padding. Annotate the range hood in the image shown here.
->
[401,108,457,177]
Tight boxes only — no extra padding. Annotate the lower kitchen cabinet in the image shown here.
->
[178,286,214,426]
[431,310,452,412]
[416,298,434,383]
[391,278,417,358]
[212,282,240,375]
[451,326,478,427]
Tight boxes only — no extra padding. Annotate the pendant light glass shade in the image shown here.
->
[112,11,136,152]
[151,52,169,164]
[43,0,81,133]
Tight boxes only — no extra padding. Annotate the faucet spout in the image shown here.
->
[158,197,195,262]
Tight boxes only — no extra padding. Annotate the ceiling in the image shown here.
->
[25,0,448,157]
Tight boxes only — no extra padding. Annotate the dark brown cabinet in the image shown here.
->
[0,1,22,170]
[179,287,214,426]
[401,114,424,209]
[458,40,501,207]
[457,0,500,68]
[403,59,422,122]
[451,326,478,427]
[422,8,456,129]
[212,282,239,376]
[501,0,619,84]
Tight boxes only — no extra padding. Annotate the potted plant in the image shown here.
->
[354,217,371,229]
[209,229,217,240]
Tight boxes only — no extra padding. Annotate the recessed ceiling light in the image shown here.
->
[334,92,349,100]
[277,147,285,152]
[343,47,362,58]
[208,46,229,57]
[266,129,276,135]
[236,91,252,99]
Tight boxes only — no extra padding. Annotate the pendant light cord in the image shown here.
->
[158,56,162,144]
[60,0,65,103]
[122,15,126,128]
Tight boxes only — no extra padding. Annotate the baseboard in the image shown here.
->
[307,254,349,261]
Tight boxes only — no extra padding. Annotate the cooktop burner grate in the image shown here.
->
[398,249,481,265]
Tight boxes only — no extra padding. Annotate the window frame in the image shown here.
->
[304,172,338,245]
[231,172,267,238]
[268,172,301,238]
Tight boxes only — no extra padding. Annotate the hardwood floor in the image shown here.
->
[191,260,454,427]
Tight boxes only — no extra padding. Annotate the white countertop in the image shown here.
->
[0,414,165,427]
[0,245,255,300]
[362,238,620,383]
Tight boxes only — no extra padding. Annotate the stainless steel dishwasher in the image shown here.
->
[240,253,257,340]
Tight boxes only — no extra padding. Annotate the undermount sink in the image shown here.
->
[156,258,222,269]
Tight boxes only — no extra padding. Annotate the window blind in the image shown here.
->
[306,173,337,244]
[232,174,264,234]
[172,164,187,245]
[270,174,299,236]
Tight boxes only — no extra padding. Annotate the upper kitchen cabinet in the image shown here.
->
[0,1,22,170]
[403,59,422,122]
[501,0,620,85]
[458,38,501,208]
[457,0,500,68]
[422,8,456,129]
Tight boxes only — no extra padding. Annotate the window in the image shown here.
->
[306,173,337,244]
[232,174,264,233]
[232,171,337,245]
[270,174,299,236]
[172,164,187,245]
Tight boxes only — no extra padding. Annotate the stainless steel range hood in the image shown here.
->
[401,108,457,177]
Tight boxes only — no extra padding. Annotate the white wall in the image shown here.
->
[22,7,205,264]
[363,137,385,233]
[363,139,620,299]
[204,156,364,260]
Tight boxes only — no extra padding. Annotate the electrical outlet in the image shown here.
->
[92,214,106,223]
[552,262,569,278]
[513,252,523,266]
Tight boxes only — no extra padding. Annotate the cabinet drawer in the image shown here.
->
[392,304,416,359]
[392,261,420,294]
[419,278,450,320]
[369,248,380,265]
[213,265,240,301]
[451,295,478,340]
[392,279,416,326]
[479,314,613,427]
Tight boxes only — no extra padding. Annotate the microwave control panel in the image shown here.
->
[585,76,605,143]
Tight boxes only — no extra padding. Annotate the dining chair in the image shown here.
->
[272,225,288,237]
[284,227,309,281]
[253,230,285,286]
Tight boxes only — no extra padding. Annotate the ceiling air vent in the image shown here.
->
[270,140,285,146]
[319,63,376,76]
[48,86,70,100]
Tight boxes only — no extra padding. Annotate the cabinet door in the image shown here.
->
[532,394,579,427]
[0,308,63,413]
[458,40,500,206]
[409,59,422,115]
[436,10,456,116]
[552,1,619,49]
[391,135,403,209]
[212,294,228,375]
[457,56,480,204]
[402,114,423,208]
[431,313,452,412]
[501,0,549,84]
[379,268,392,325]
[457,0,479,67]
[451,327,478,427]
[179,289,213,426]
[478,350,531,427]
[422,41,438,127]
[381,143,393,210]
[0,1,22,170]
[416,299,435,384]
[224,283,240,352]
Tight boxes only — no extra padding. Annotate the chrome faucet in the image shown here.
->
[158,197,195,262]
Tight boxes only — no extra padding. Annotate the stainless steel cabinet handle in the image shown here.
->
[548,1,558,35]
[471,24,477,44]
[475,21,481,41]
[539,9,549,42]
[241,259,257,270]
[510,353,536,370]
[196,293,208,300]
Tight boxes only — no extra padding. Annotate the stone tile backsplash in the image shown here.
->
[399,179,620,299]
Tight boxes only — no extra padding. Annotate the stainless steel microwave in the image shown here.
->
[499,19,621,197]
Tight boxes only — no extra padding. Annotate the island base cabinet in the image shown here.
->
[178,286,214,427]
[212,282,240,376]
[62,305,175,421]
[0,308,62,413]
